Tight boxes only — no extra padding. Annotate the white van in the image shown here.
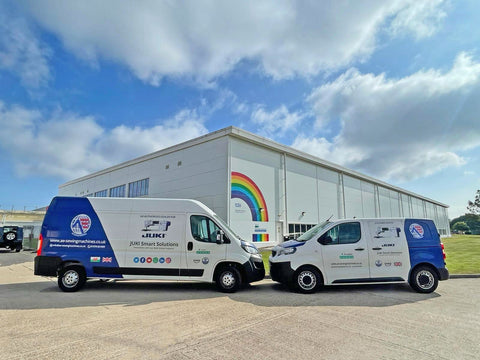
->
[34,197,265,292]
[269,218,448,293]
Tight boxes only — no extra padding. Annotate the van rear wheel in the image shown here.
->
[410,266,438,293]
[58,265,86,292]
[216,266,241,293]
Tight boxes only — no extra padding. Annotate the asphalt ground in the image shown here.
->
[1,250,479,360]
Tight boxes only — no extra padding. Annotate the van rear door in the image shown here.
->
[366,220,410,281]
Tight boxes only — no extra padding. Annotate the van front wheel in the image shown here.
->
[58,266,86,292]
[294,267,321,294]
[410,266,438,293]
[216,266,241,293]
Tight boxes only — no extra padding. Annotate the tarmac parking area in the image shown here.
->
[1,250,479,360]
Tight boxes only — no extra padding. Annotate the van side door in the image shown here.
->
[185,214,228,281]
[319,221,370,284]
[366,220,410,281]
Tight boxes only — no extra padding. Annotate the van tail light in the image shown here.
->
[37,234,43,256]
[441,242,446,260]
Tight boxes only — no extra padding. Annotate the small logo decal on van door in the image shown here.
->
[409,223,424,239]
[71,214,92,236]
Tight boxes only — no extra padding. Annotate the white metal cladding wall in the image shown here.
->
[148,137,229,220]
[284,156,450,238]
[317,167,343,221]
[229,138,283,245]
[59,137,230,220]
[286,157,319,224]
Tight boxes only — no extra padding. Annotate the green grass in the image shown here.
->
[442,234,480,274]
[260,234,480,275]
[260,250,271,275]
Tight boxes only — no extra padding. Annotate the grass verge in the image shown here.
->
[442,234,480,274]
[260,250,271,275]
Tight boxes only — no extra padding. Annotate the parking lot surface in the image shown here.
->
[1,250,479,360]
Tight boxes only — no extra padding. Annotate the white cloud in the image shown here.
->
[19,0,447,84]
[251,105,304,138]
[388,0,447,40]
[0,5,50,88]
[0,101,207,179]
[295,52,480,181]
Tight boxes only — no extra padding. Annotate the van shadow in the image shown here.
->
[1,279,439,310]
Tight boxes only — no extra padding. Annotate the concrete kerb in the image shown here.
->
[450,274,480,279]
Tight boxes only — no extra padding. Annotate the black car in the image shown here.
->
[0,226,23,252]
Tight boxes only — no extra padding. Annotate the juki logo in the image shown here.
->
[409,223,425,239]
[71,214,92,237]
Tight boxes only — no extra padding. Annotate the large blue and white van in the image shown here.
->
[35,197,264,292]
[269,218,448,293]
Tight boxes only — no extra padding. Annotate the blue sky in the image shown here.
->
[1,0,479,219]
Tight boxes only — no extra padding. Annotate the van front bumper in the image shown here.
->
[242,255,265,283]
[269,261,295,284]
[34,256,62,276]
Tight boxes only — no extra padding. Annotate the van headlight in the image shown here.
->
[277,247,297,256]
[241,241,259,255]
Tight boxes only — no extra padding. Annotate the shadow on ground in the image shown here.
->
[0,276,439,311]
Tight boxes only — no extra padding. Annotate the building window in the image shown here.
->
[128,178,149,198]
[94,189,108,197]
[287,223,316,239]
[109,185,126,197]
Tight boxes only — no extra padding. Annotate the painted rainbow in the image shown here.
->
[231,172,269,222]
[231,172,269,242]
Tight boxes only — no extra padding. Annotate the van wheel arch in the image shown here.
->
[57,260,83,275]
[409,263,439,293]
[291,265,324,293]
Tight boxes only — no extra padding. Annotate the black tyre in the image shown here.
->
[293,267,322,294]
[58,266,86,292]
[216,266,241,293]
[4,232,17,242]
[410,265,439,293]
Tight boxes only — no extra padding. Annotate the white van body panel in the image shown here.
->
[270,218,415,286]
[35,197,265,292]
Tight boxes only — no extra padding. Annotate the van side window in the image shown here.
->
[190,215,220,243]
[325,222,361,245]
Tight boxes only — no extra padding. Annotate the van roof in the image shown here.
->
[53,196,216,215]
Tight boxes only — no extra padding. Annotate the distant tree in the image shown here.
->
[450,214,480,235]
[452,221,470,233]
[467,190,480,215]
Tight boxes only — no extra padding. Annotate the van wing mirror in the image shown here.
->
[318,235,333,245]
[216,230,224,244]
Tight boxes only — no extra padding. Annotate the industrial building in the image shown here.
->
[59,127,451,246]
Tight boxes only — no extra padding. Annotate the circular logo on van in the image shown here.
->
[409,223,424,239]
[71,214,91,236]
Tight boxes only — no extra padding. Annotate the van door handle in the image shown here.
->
[187,242,193,251]
[355,248,365,251]
[372,247,382,250]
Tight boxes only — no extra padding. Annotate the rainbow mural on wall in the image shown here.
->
[231,171,269,242]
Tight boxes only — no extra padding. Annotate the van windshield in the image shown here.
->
[213,214,242,241]
[297,221,331,242]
